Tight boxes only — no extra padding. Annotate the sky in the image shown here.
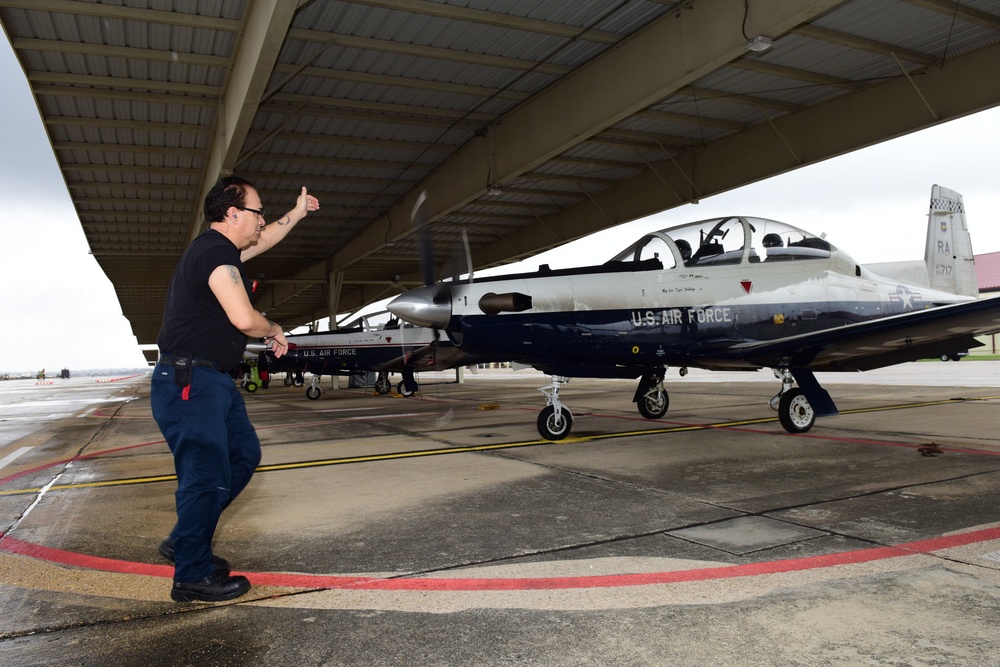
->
[2,33,999,374]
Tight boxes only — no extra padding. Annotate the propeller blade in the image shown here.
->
[411,191,435,287]
[461,227,473,284]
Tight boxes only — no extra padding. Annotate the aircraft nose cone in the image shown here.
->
[388,285,452,329]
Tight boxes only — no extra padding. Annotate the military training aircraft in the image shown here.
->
[257,312,474,399]
[388,185,1000,439]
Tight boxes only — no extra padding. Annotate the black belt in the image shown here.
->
[159,354,228,373]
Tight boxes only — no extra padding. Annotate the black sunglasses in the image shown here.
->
[240,206,265,219]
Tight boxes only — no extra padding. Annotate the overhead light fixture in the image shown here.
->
[487,184,502,196]
[745,36,774,52]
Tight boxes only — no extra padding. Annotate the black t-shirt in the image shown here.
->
[157,229,252,369]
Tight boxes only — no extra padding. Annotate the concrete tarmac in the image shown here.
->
[1,363,999,666]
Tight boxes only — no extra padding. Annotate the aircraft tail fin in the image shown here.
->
[925,185,978,297]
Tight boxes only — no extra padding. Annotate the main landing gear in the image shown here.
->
[634,370,669,419]
[769,368,833,434]
[374,371,392,394]
[396,369,419,397]
[372,370,419,396]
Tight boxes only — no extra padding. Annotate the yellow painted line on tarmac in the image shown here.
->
[838,394,1000,415]
[0,424,707,496]
[3,395,996,497]
[0,474,180,496]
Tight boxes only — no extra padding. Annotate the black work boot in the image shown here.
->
[171,570,251,602]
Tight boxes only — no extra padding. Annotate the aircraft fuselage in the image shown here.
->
[393,215,968,377]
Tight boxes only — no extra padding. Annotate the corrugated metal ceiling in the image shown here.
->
[1,0,999,363]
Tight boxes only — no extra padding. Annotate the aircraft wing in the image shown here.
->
[715,295,1000,372]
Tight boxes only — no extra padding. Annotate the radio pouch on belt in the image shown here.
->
[173,355,193,389]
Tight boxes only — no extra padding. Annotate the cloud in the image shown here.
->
[0,201,147,373]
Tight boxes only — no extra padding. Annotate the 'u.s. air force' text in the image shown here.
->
[300,348,358,357]
[631,307,732,327]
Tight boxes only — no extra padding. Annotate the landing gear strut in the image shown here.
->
[771,369,815,433]
[634,369,669,419]
[374,371,392,395]
[305,374,322,400]
[397,369,418,397]
[537,375,573,440]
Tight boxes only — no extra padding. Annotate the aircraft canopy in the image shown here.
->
[608,217,839,269]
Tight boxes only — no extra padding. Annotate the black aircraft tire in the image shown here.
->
[397,381,416,397]
[283,375,293,387]
[637,388,669,419]
[537,405,573,440]
[306,385,321,400]
[778,388,815,433]
[374,375,392,394]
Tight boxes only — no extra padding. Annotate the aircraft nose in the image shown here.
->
[387,285,452,329]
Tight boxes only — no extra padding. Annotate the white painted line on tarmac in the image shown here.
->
[0,447,32,470]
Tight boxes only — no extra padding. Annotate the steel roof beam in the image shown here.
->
[190,0,303,244]
[0,0,240,31]
[344,0,623,44]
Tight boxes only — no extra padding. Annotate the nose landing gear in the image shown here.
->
[537,376,573,440]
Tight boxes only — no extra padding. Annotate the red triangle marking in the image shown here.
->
[740,280,752,294]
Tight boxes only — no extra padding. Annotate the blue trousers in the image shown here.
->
[150,363,261,582]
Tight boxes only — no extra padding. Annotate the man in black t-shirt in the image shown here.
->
[151,176,319,602]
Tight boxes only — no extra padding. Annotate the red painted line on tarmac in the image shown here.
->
[3,526,998,593]
[0,536,176,578]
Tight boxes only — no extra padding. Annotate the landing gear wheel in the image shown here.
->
[537,405,573,440]
[374,373,392,394]
[637,388,669,419]
[293,372,304,387]
[397,381,416,397]
[305,385,322,400]
[778,388,815,433]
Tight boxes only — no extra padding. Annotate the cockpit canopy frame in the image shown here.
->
[608,216,837,269]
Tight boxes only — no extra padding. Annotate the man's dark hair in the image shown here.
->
[204,176,256,223]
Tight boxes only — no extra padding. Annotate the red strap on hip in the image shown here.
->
[181,385,190,401]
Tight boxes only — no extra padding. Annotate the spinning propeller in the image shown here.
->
[389,191,466,330]
[389,190,532,330]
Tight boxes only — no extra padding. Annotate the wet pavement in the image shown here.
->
[1,364,999,666]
